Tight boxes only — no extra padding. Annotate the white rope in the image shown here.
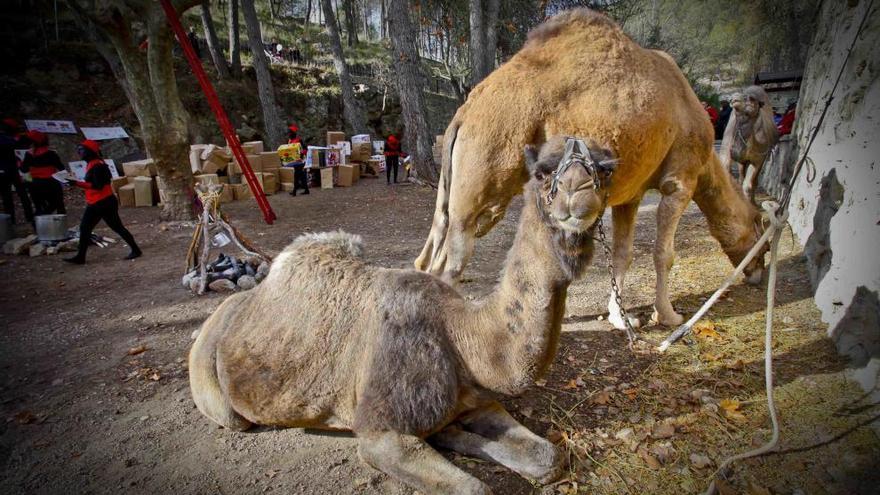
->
[703,202,786,494]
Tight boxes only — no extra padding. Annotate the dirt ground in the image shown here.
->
[1,177,878,494]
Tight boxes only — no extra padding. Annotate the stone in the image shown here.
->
[237,275,256,291]
[182,270,198,288]
[29,243,46,257]
[4,235,37,255]
[57,239,79,252]
[208,279,237,293]
[254,273,265,283]
[46,245,59,255]
[188,277,202,293]
[257,262,270,277]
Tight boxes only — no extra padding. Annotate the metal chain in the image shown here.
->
[595,212,638,346]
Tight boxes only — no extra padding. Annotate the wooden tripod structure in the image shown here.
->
[185,184,272,295]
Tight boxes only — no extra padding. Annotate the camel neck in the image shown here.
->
[452,191,578,396]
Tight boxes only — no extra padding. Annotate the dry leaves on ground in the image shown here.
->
[694,320,722,340]
[719,399,747,421]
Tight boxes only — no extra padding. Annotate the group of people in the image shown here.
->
[0,118,141,264]
[281,123,407,194]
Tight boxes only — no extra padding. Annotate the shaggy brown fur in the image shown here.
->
[189,141,608,494]
[414,8,765,328]
[719,85,780,203]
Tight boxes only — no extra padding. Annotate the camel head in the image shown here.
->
[523,136,615,279]
[728,86,778,165]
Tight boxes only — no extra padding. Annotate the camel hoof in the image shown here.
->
[650,309,684,327]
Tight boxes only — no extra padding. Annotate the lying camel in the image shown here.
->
[414,9,765,329]
[718,85,779,203]
[189,137,616,494]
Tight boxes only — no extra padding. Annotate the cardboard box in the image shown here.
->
[336,165,356,187]
[194,173,220,186]
[242,141,264,155]
[278,142,303,164]
[260,151,281,171]
[231,183,251,201]
[219,184,234,203]
[231,154,261,175]
[243,172,265,190]
[320,167,334,189]
[280,182,294,192]
[122,158,156,177]
[132,177,153,207]
[262,172,277,194]
[202,153,229,174]
[350,134,372,162]
[326,131,346,146]
[278,167,295,183]
[111,177,129,196]
[118,184,136,207]
[189,147,204,173]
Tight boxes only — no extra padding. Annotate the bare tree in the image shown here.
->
[342,0,359,46]
[320,0,368,133]
[228,0,242,77]
[66,0,199,220]
[200,1,229,79]
[387,0,439,183]
[239,0,285,148]
[484,0,499,74]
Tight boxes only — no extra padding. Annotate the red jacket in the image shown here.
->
[384,137,402,157]
[75,159,114,205]
[21,147,64,179]
[778,109,795,136]
[705,106,719,125]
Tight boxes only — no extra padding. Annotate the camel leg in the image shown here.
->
[607,201,642,330]
[742,164,758,203]
[652,178,694,326]
[433,218,476,285]
[358,431,491,495]
[431,402,564,483]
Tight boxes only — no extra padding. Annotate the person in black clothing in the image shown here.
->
[716,99,732,140]
[64,140,141,264]
[20,130,65,215]
[384,134,404,184]
[0,119,34,225]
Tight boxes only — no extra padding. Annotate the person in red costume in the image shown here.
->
[286,124,309,196]
[383,134,405,184]
[777,100,797,136]
[702,101,719,126]
[64,140,141,264]
[20,130,66,215]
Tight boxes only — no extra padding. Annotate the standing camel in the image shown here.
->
[414,9,766,329]
[718,85,780,203]
[189,138,616,494]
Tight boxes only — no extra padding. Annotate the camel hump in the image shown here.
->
[285,231,365,261]
[524,8,619,48]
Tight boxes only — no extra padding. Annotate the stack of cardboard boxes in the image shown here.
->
[111,134,370,208]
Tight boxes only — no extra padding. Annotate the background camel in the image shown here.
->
[718,85,780,203]
[415,9,765,329]
[189,139,615,494]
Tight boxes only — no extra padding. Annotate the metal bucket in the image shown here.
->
[0,214,11,244]
[35,214,68,242]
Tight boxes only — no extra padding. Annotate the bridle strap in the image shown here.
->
[547,138,600,205]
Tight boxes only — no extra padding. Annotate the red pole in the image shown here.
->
[159,0,276,224]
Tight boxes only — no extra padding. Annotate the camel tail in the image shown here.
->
[189,296,252,431]
[415,120,460,271]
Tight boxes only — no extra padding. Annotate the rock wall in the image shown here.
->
[787,0,880,390]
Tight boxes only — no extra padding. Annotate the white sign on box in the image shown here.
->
[68,160,120,181]
[25,119,77,134]
[81,127,130,140]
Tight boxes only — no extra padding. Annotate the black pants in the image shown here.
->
[0,173,34,224]
[293,165,309,193]
[386,155,399,184]
[30,178,65,215]
[75,195,139,259]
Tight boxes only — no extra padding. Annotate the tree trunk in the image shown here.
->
[483,0,499,76]
[342,0,358,47]
[305,0,312,30]
[380,0,386,38]
[240,0,285,149]
[228,0,242,77]
[469,0,487,86]
[387,0,438,183]
[66,0,197,220]
[320,0,367,134]
[362,0,369,41]
[201,1,229,79]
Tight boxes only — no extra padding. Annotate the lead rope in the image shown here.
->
[595,211,638,347]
